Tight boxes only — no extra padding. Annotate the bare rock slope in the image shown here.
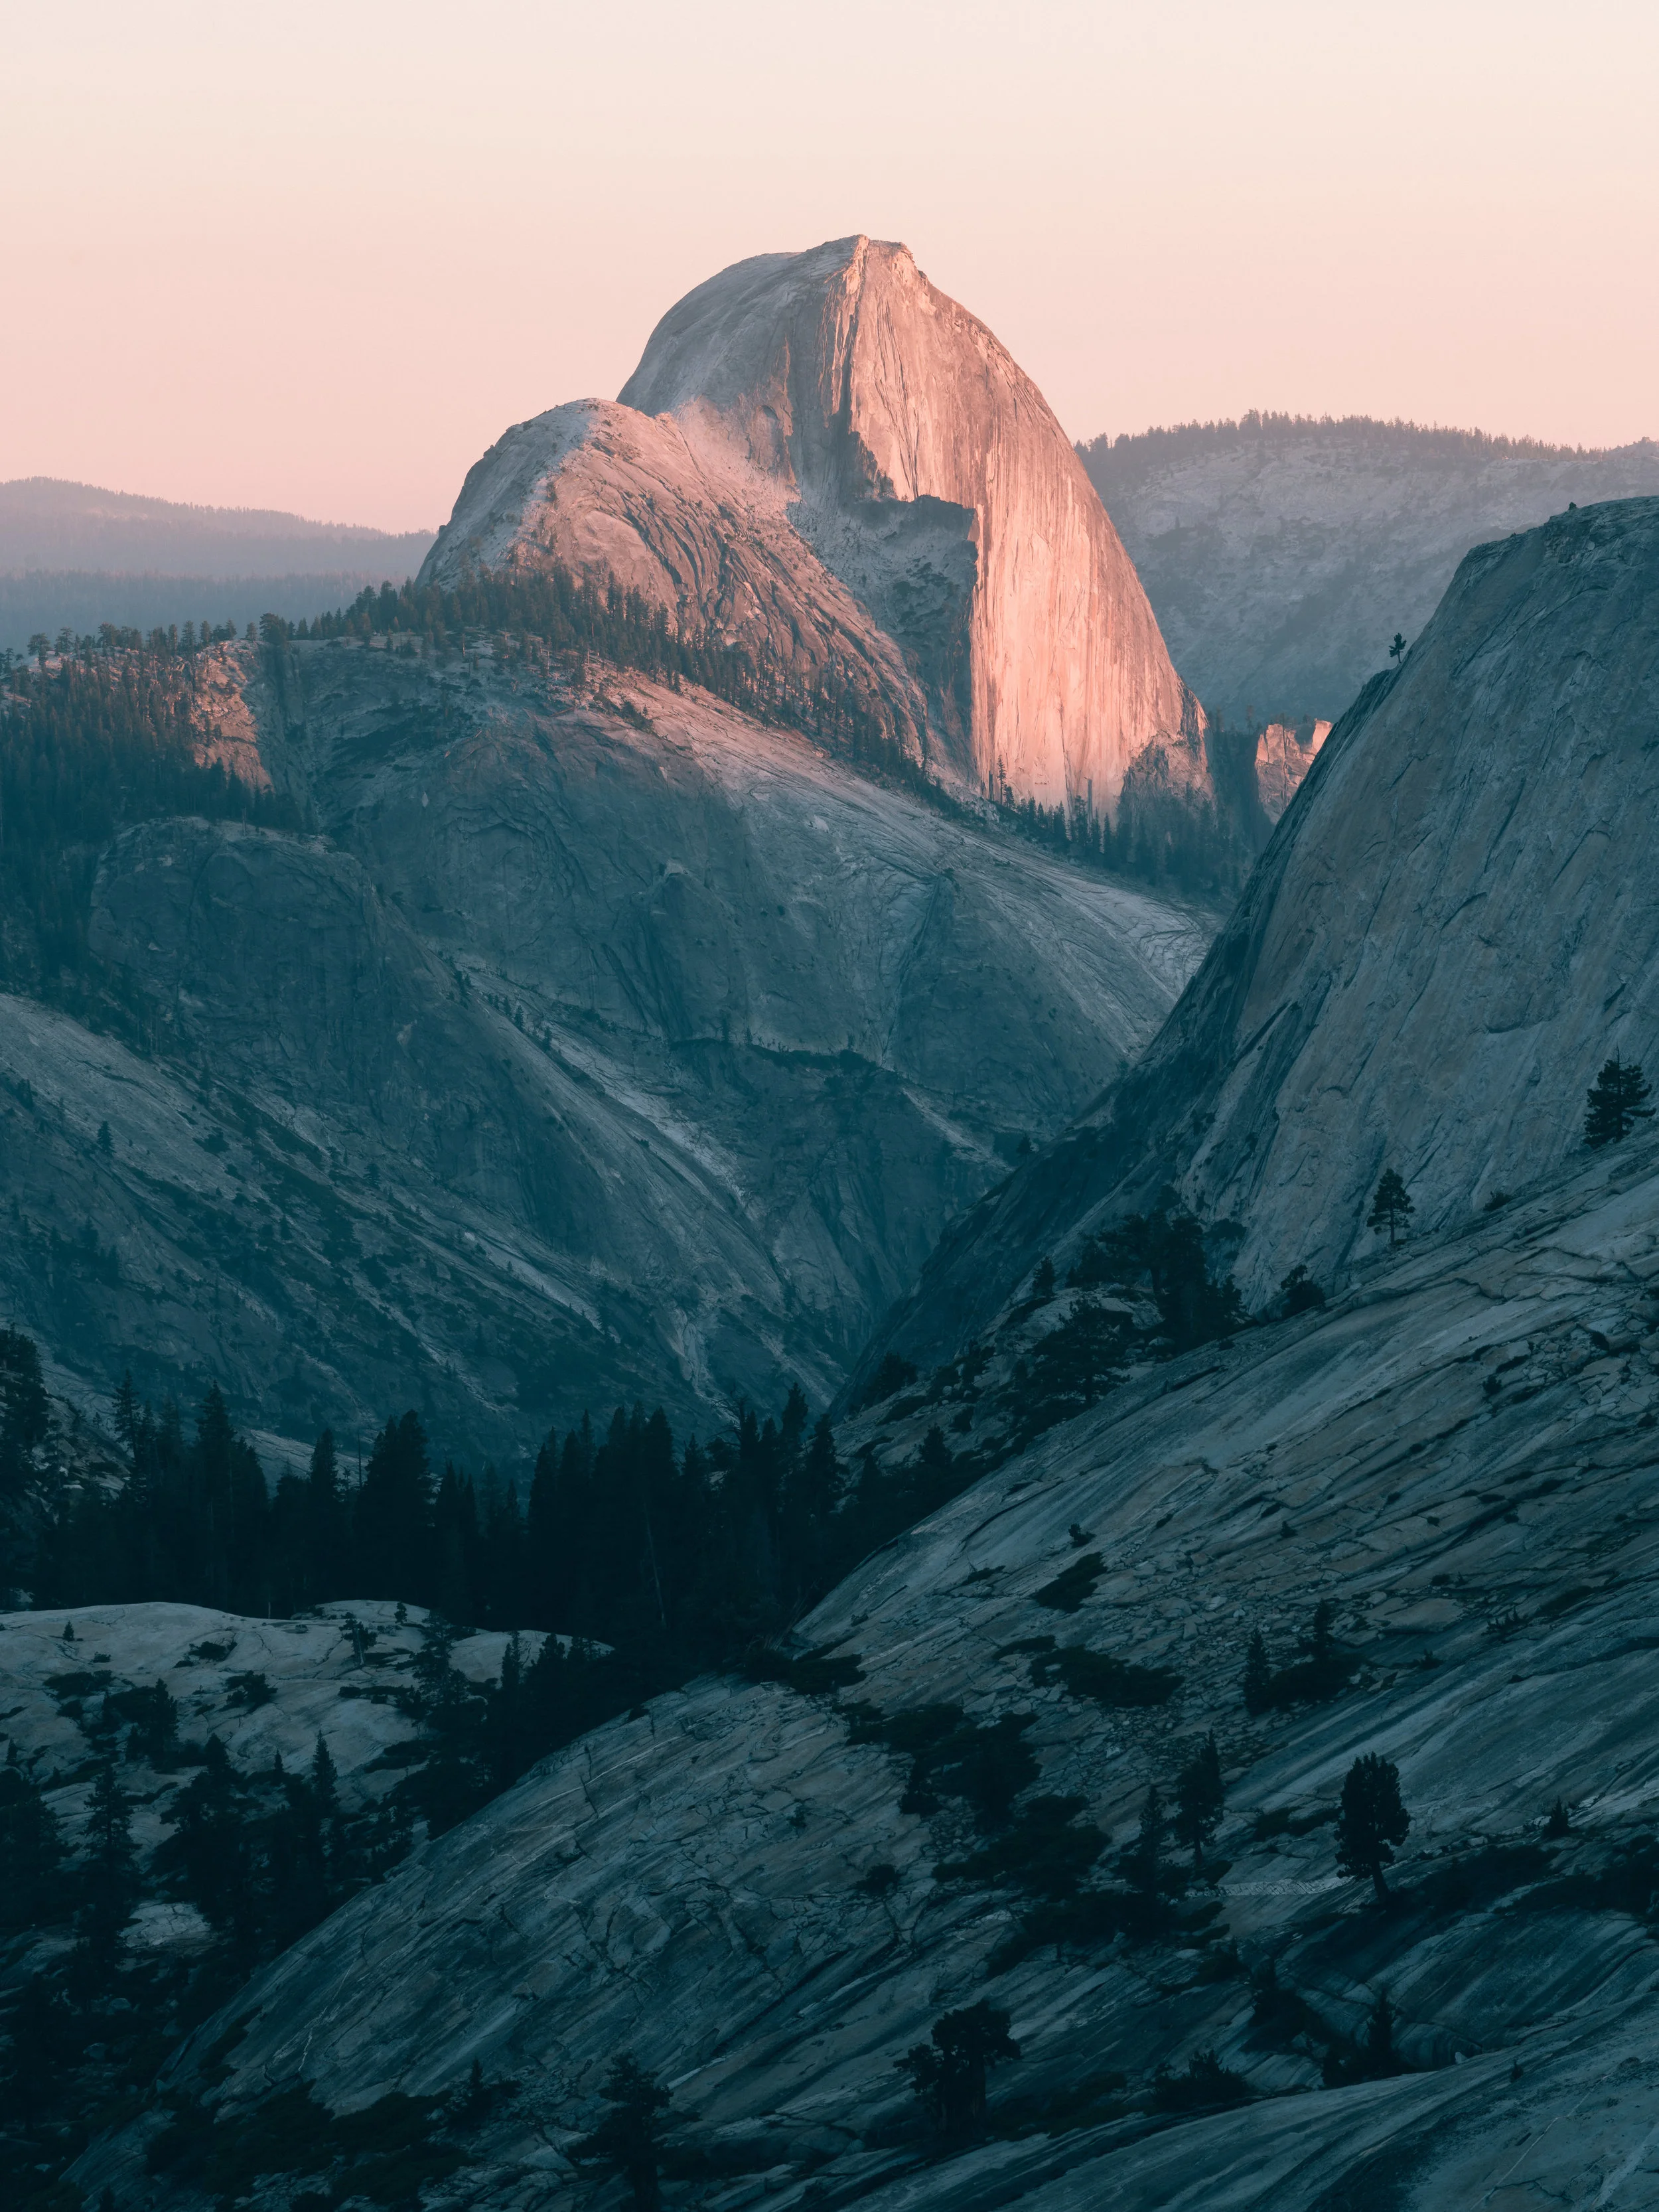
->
[1082,416,1659,726]
[867,494,1659,1372]
[428,239,1217,825]
[1,639,1210,1458]
[78,1130,1659,2209]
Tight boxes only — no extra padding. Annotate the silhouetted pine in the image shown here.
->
[1585,1052,1654,1147]
[571,2056,674,2210]
[1336,1753,1410,1901]
[1366,1168,1413,1247]
[898,2002,1019,2137]
[1175,1733,1224,1869]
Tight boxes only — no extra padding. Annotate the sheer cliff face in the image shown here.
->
[426,238,1204,818]
[862,495,1659,1370]
[620,236,1203,814]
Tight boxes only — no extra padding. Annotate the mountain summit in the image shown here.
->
[425,238,1216,830]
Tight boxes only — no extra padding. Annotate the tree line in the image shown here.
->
[9,1353,985,1690]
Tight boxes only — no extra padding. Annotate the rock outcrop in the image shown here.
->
[1082,415,1659,726]
[863,494,1659,1372]
[1252,717,1329,824]
[427,238,1210,824]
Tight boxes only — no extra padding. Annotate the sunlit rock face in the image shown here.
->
[860,496,1659,1373]
[427,237,1208,822]
[1253,718,1330,824]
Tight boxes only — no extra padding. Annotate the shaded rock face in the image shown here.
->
[80,1135,1659,2208]
[1082,417,1659,726]
[865,496,1659,1370]
[428,238,1207,822]
[2,638,1210,1456]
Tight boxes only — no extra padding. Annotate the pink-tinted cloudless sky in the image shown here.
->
[4,0,1656,532]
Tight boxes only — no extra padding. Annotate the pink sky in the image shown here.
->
[4,0,1656,534]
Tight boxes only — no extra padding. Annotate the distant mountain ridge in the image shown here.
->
[0,476,433,578]
[0,478,435,652]
[1080,414,1659,726]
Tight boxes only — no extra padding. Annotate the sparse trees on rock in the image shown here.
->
[1367,1169,1413,1247]
[1585,1053,1654,1148]
[1335,1752,1410,1901]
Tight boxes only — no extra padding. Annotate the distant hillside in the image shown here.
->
[1080,413,1659,725]
[0,477,434,651]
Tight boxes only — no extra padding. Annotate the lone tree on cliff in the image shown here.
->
[1336,1752,1410,1902]
[1367,1169,1413,1248]
[1389,632,1407,667]
[1585,1053,1654,1149]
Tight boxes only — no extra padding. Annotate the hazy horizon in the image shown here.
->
[5,0,1656,534]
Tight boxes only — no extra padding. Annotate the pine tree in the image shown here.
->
[1133,1782,1165,1895]
[1242,1629,1272,1715]
[1585,1053,1654,1148]
[1364,1988,1400,2076]
[1366,1169,1413,1247]
[0,1748,64,1928]
[311,1731,338,1811]
[1336,1752,1410,1901]
[355,1410,435,1603]
[81,1756,138,1965]
[571,2055,674,2209]
[1174,1733,1224,1869]
[112,1371,139,1454]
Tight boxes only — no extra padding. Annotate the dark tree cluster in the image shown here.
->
[1242,1601,1356,1714]
[1066,1195,1246,1351]
[15,1344,991,1724]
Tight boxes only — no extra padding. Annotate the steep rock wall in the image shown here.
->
[620,236,1204,815]
[425,239,1206,820]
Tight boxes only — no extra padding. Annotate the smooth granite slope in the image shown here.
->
[74,1129,1659,2208]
